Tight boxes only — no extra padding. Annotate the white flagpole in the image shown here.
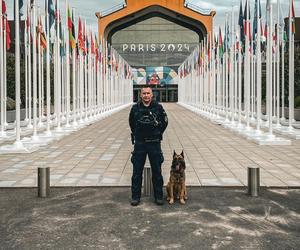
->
[281,26,285,121]
[56,0,61,130]
[14,0,21,144]
[268,4,273,136]
[65,1,70,127]
[24,21,29,123]
[230,10,234,122]
[276,0,281,126]
[38,14,43,127]
[27,3,32,129]
[46,0,51,135]
[288,0,294,129]
[72,9,77,126]
[256,0,262,133]
[0,0,4,135]
[32,2,38,139]
[245,0,251,129]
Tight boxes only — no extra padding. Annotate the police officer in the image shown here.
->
[129,87,168,206]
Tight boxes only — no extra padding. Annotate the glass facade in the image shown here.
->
[111,16,199,68]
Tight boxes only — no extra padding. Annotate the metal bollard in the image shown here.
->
[247,167,260,197]
[143,165,153,196]
[38,167,50,198]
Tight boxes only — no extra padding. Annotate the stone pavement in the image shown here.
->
[0,187,299,249]
[0,103,299,187]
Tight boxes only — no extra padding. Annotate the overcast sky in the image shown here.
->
[4,0,300,35]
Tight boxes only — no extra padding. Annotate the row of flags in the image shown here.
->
[0,0,133,78]
[179,0,296,77]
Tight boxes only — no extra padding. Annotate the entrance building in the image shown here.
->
[96,0,215,102]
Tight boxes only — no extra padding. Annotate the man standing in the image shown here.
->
[129,87,168,206]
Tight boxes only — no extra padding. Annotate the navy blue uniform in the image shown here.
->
[129,100,168,201]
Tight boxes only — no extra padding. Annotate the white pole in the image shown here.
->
[245,0,251,129]
[14,0,21,144]
[276,0,280,126]
[65,1,70,126]
[28,4,32,129]
[0,1,4,135]
[288,0,294,129]
[268,4,273,136]
[32,2,38,139]
[72,9,77,126]
[281,28,285,120]
[24,23,29,122]
[256,1,262,132]
[46,0,51,135]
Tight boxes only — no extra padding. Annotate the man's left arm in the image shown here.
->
[159,105,168,134]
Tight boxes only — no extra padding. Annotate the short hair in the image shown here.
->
[140,87,153,93]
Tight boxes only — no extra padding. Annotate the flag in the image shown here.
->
[253,0,262,39]
[289,0,296,34]
[67,6,76,49]
[78,17,84,51]
[238,0,245,44]
[5,17,11,50]
[2,1,10,50]
[244,0,251,40]
[19,0,24,16]
[47,0,55,33]
[2,0,6,14]
[37,16,47,50]
[91,33,95,54]
[218,27,224,58]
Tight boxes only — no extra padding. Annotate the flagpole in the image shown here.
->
[45,0,51,135]
[56,0,61,130]
[14,0,21,145]
[38,13,43,127]
[24,19,29,123]
[256,0,262,133]
[267,4,274,137]
[65,0,70,127]
[72,8,77,126]
[281,26,285,121]
[0,0,4,136]
[288,0,294,129]
[245,0,251,129]
[27,2,32,129]
[276,0,281,126]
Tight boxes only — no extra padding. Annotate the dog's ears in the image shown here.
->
[173,150,176,157]
[180,150,184,158]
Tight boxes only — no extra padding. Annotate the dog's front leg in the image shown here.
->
[179,182,186,204]
[169,182,175,204]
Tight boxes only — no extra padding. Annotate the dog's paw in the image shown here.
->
[180,199,185,204]
[169,199,174,204]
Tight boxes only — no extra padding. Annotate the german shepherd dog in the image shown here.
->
[166,150,187,204]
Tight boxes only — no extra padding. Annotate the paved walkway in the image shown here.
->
[0,103,299,187]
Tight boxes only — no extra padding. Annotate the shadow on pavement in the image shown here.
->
[0,187,299,249]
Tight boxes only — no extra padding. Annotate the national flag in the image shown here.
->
[238,0,245,44]
[19,0,24,16]
[218,27,224,58]
[289,0,296,34]
[37,16,47,50]
[244,0,251,40]
[253,0,262,39]
[2,0,6,14]
[78,17,84,51]
[47,0,55,33]
[67,6,76,49]
[91,33,95,54]
[5,17,11,50]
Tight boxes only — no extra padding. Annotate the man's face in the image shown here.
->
[140,88,153,105]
